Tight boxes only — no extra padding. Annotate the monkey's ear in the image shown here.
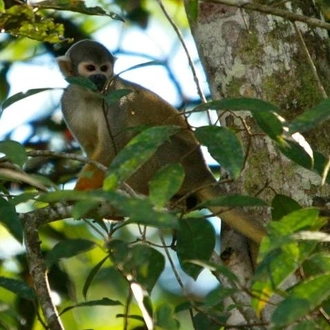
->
[57,56,73,77]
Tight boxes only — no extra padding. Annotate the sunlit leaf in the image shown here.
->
[253,209,321,313]
[195,126,244,179]
[34,0,124,21]
[0,5,65,42]
[0,140,27,167]
[45,239,96,268]
[149,163,185,209]
[272,274,330,327]
[0,276,35,300]
[176,218,215,279]
[0,197,23,243]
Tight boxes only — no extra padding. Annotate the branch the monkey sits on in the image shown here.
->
[57,39,266,244]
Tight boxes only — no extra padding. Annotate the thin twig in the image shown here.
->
[157,0,213,123]
[293,22,328,99]
[23,218,64,330]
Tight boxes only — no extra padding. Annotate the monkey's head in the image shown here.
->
[57,40,115,91]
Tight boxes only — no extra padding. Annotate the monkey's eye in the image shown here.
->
[85,64,96,71]
[100,65,108,72]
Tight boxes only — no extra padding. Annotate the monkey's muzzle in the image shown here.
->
[89,74,107,91]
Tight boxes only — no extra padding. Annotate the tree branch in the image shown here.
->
[204,0,330,31]
[23,215,65,330]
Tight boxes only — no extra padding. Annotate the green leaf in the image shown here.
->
[252,110,283,141]
[0,0,5,12]
[176,218,215,279]
[204,287,238,308]
[289,98,330,133]
[102,89,132,105]
[0,276,35,300]
[303,252,330,276]
[195,126,244,179]
[0,6,65,43]
[83,256,109,299]
[45,239,96,268]
[107,240,130,266]
[113,195,178,229]
[186,0,198,22]
[107,241,165,293]
[272,274,330,327]
[1,88,56,112]
[59,297,122,316]
[268,208,320,237]
[65,76,97,91]
[0,197,23,243]
[187,260,239,283]
[192,312,221,330]
[252,240,317,313]
[198,194,267,208]
[0,140,27,167]
[149,163,185,209]
[35,1,124,21]
[155,305,180,330]
[278,138,313,169]
[271,194,302,221]
[38,190,96,203]
[192,97,279,113]
[104,126,179,190]
[129,245,165,293]
[253,209,321,313]
[72,200,100,219]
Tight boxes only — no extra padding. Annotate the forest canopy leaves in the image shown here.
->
[0,197,23,243]
[45,239,96,268]
[195,126,244,179]
[271,274,330,327]
[288,98,330,133]
[0,140,27,167]
[192,97,280,113]
[104,125,179,190]
[176,218,215,280]
[0,276,36,301]
[149,163,185,209]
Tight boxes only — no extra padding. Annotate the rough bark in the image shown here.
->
[184,0,330,325]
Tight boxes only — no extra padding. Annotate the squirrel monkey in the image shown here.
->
[57,40,266,244]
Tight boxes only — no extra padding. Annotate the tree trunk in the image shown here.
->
[184,0,330,324]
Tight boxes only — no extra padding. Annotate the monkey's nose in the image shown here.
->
[89,74,107,91]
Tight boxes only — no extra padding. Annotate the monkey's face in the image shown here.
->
[77,60,113,92]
